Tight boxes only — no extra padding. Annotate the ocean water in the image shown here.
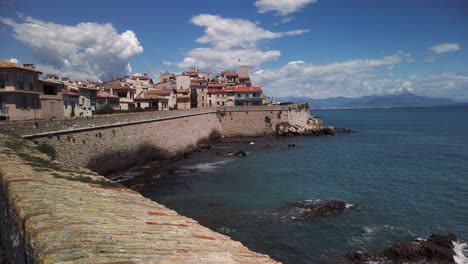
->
[137,107,468,263]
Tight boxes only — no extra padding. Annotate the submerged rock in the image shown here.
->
[303,200,347,218]
[346,233,459,263]
[233,150,248,157]
[334,128,353,133]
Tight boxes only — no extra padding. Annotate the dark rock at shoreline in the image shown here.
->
[334,128,353,133]
[198,143,213,150]
[346,233,459,263]
[303,200,347,218]
[288,144,296,148]
[233,150,248,157]
[168,165,177,175]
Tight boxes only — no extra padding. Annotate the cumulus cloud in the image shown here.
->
[429,43,461,54]
[255,0,318,16]
[191,14,309,50]
[0,15,143,80]
[166,48,281,73]
[252,51,468,100]
[167,14,308,72]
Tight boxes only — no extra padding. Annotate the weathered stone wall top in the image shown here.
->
[0,104,306,137]
[0,132,280,264]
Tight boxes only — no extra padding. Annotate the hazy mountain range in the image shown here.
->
[276,93,467,109]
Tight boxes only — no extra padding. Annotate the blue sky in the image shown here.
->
[1,0,467,100]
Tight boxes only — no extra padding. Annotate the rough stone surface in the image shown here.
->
[0,132,280,264]
[2,104,325,174]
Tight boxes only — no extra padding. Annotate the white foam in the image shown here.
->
[182,160,230,172]
[453,241,468,264]
[345,203,354,209]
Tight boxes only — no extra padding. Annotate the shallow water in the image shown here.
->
[132,106,468,263]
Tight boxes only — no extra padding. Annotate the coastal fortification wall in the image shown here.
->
[0,132,279,264]
[0,104,318,174]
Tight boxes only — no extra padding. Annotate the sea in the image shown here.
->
[117,106,468,263]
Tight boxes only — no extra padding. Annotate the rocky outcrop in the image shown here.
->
[346,233,459,263]
[286,199,357,220]
[275,117,335,136]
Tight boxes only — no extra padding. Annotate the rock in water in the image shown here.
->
[234,150,247,157]
[303,200,347,218]
[347,233,459,263]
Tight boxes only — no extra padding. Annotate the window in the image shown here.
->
[17,73,24,89]
[0,73,7,88]
[27,75,34,90]
[22,96,28,109]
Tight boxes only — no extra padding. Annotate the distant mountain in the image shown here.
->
[276,93,466,109]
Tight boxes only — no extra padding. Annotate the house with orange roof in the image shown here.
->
[40,78,65,119]
[60,90,79,118]
[176,89,191,110]
[134,91,169,111]
[0,60,42,121]
[103,85,136,110]
[207,89,227,107]
[233,87,263,106]
[96,93,120,110]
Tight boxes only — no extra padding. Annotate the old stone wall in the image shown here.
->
[1,104,312,174]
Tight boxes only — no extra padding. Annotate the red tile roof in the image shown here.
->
[129,75,150,81]
[147,89,172,96]
[222,70,238,77]
[233,87,262,93]
[60,91,79,97]
[207,89,226,94]
[105,85,134,91]
[0,60,42,73]
[134,93,165,101]
[97,93,119,99]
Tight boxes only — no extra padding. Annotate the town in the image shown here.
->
[0,60,270,121]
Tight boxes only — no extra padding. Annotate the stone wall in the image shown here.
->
[1,104,318,174]
[0,131,279,264]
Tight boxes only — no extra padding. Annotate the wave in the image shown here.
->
[181,159,231,172]
[453,241,468,264]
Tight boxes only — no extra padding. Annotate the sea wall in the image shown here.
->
[0,104,317,174]
[0,132,279,264]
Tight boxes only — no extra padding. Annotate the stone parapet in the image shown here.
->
[0,132,280,263]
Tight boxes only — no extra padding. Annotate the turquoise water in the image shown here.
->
[140,107,468,263]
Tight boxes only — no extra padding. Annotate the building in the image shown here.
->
[40,79,64,119]
[190,78,207,108]
[0,60,42,121]
[207,89,227,107]
[154,80,177,91]
[134,92,169,111]
[176,89,191,110]
[145,89,175,109]
[175,75,190,90]
[77,85,98,116]
[96,93,120,110]
[220,70,239,86]
[103,86,136,110]
[126,74,154,95]
[238,65,252,86]
[233,87,263,106]
[159,71,175,83]
[61,90,79,118]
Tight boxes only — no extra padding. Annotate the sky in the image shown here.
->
[0,0,467,100]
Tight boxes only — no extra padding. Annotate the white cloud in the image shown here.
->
[191,14,309,50]
[253,51,468,100]
[0,15,143,80]
[255,0,318,16]
[167,48,281,73]
[429,43,461,54]
[167,14,308,72]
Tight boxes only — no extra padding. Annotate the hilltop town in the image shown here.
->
[0,60,269,121]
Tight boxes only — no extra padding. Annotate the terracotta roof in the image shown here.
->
[177,88,190,93]
[177,95,190,99]
[60,91,80,97]
[134,93,164,101]
[147,89,172,96]
[69,87,80,92]
[129,75,150,81]
[105,85,134,91]
[78,86,97,91]
[0,60,42,73]
[233,87,262,93]
[207,89,226,94]
[222,70,238,77]
[182,71,198,77]
[97,93,119,99]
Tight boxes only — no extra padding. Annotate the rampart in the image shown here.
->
[0,104,314,175]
